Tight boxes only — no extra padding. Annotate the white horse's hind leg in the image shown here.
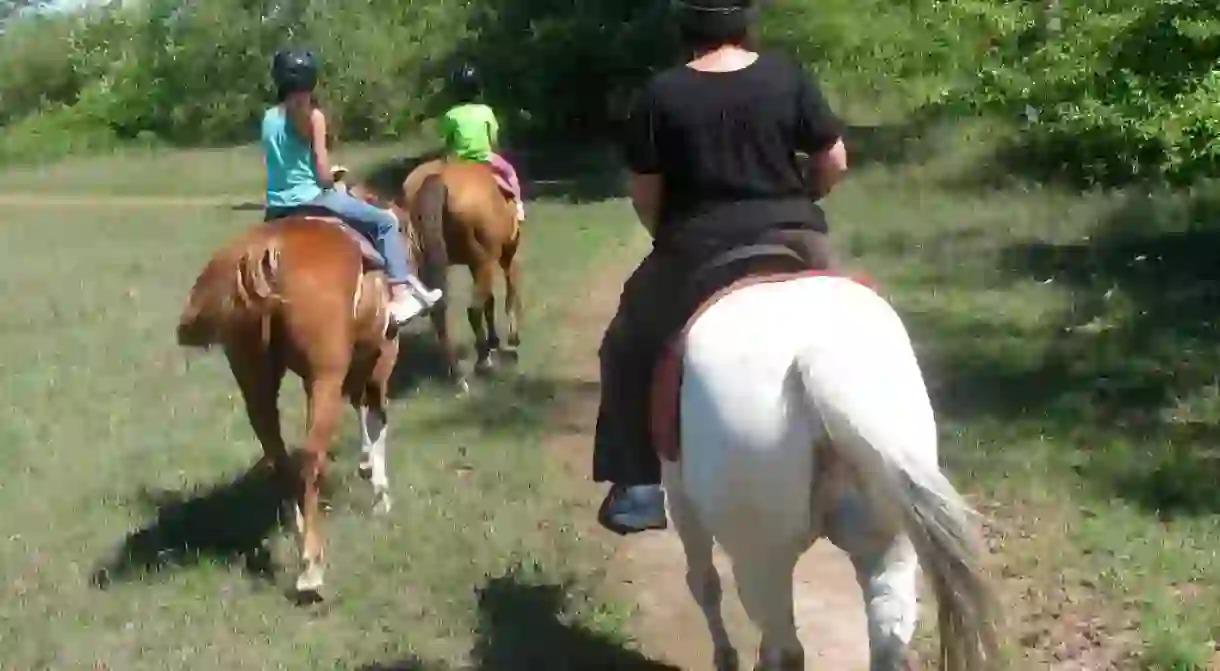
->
[728,540,804,671]
[665,464,738,671]
[827,489,920,671]
[357,404,392,514]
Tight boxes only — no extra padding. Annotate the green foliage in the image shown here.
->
[5,0,1220,186]
[0,102,129,166]
[954,0,1220,186]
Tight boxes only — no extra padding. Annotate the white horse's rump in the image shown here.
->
[663,275,1000,670]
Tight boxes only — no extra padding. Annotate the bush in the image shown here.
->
[953,0,1220,186]
[4,0,1220,188]
[0,103,126,165]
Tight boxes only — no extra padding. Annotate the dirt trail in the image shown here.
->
[553,242,870,669]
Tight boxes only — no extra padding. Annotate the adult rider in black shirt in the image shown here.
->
[593,0,850,534]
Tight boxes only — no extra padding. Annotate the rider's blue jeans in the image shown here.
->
[311,189,413,284]
[267,189,414,285]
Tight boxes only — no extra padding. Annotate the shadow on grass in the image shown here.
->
[90,463,285,589]
[387,327,470,400]
[414,373,600,437]
[923,187,1220,518]
[358,567,678,671]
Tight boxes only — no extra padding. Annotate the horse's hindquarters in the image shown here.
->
[676,276,916,542]
[353,271,391,345]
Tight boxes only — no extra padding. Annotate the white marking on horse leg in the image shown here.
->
[294,503,305,537]
[828,489,919,671]
[665,464,737,670]
[295,547,326,594]
[728,540,804,670]
[352,268,363,319]
[358,404,392,514]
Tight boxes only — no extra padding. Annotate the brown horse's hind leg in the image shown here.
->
[353,339,398,514]
[225,341,292,512]
[499,237,523,364]
[428,302,468,394]
[468,261,496,375]
[295,371,346,596]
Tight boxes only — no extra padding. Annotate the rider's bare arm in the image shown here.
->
[629,173,663,236]
[794,68,848,201]
[805,138,848,200]
[307,108,335,189]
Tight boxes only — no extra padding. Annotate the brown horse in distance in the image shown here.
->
[348,157,522,393]
[175,209,411,599]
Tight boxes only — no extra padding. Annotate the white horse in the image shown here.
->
[660,274,1002,670]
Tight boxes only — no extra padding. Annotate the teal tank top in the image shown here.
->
[262,106,323,208]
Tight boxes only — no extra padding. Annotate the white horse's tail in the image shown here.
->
[795,343,1003,671]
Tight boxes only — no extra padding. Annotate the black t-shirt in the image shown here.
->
[622,53,843,259]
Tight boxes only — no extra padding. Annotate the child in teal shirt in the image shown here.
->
[439,65,525,222]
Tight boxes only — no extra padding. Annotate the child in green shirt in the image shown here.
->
[439,64,525,222]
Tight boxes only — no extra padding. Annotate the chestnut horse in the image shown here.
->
[359,157,522,393]
[175,208,412,598]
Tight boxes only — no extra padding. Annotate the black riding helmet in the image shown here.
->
[451,63,482,102]
[272,48,319,98]
[674,0,758,49]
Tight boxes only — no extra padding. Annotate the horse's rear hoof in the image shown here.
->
[295,566,326,601]
[474,358,496,376]
[292,586,326,606]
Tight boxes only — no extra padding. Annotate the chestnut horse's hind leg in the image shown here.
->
[295,370,347,596]
[225,342,292,512]
[429,303,469,395]
[354,339,398,514]
[468,260,496,375]
[498,235,522,364]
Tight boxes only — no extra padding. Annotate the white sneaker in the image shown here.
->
[387,292,427,325]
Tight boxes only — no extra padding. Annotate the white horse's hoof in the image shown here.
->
[357,458,373,480]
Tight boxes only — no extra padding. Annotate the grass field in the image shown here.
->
[2,122,1218,670]
[0,145,652,671]
[836,118,1220,669]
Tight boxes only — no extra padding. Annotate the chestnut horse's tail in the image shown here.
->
[176,229,286,349]
[234,236,286,311]
[410,173,451,306]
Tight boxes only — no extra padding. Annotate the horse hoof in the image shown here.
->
[357,459,373,480]
[372,491,393,515]
[454,378,471,396]
[474,359,496,376]
[295,572,325,599]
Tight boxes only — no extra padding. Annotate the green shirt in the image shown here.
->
[439,103,499,162]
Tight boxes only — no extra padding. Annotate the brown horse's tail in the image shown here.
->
[176,231,286,349]
[410,173,451,304]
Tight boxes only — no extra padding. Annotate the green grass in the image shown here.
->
[4,115,1220,670]
[835,117,1220,668]
[0,148,657,670]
